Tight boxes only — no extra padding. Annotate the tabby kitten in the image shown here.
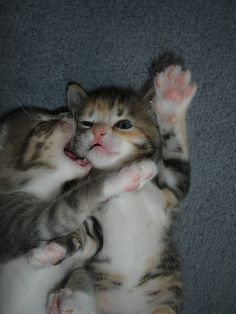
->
[0,109,91,261]
[48,64,197,314]
[0,108,154,314]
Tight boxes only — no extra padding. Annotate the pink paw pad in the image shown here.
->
[123,174,141,192]
[164,88,183,102]
[124,182,140,192]
[123,161,157,192]
[153,65,197,119]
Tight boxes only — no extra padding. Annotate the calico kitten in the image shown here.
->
[48,64,197,314]
[0,108,155,314]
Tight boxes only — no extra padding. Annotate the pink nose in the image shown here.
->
[92,124,107,139]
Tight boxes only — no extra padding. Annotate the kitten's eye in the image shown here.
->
[115,120,133,130]
[81,121,93,128]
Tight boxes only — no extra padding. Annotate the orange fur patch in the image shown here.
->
[152,306,176,314]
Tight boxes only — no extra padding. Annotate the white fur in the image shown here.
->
[0,255,78,314]
[0,229,97,314]
[21,155,90,199]
[93,182,169,313]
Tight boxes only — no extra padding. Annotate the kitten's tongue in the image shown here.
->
[64,150,90,167]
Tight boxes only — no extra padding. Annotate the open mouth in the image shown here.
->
[64,147,90,167]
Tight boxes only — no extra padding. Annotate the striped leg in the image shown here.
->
[152,65,197,203]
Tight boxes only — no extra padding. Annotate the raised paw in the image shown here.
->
[153,65,197,123]
[104,160,158,198]
[27,242,67,268]
[122,160,158,192]
[47,289,96,314]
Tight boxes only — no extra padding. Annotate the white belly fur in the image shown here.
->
[95,182,169,313]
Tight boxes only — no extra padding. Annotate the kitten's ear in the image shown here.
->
[67,84,87,109]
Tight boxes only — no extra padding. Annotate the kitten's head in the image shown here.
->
[68,85,161,170]
[0,108,91,191]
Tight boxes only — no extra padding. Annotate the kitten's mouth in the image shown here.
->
[89,143,118,156]
[89,143,102,150]
[64,148,90,167]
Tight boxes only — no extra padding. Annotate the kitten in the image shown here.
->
[48,64,197,314]
[0,109,91,261]
[0,108,155,314]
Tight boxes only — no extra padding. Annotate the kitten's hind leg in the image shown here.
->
[152,65,197,203]
[47,268,96,314]
[48,289,96,314]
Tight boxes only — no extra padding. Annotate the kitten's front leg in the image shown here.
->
[152,65,197,203]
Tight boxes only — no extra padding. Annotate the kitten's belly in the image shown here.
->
[0,256,74,314]
[94,183,168,313]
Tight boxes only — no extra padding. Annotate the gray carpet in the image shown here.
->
[0,0,235,313]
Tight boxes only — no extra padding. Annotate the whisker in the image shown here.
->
[15,98,36,120]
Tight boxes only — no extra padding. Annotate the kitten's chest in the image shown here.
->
[94,183,168,286]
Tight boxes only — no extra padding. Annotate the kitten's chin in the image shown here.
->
[87,150,122,169]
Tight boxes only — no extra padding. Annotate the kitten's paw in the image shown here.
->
[122,160,158,192]
[104,160,157,198]
[28,242,67,268]
[153,65,197,124]
[47,289,96,314]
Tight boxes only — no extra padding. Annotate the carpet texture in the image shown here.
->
[0,0,235,313]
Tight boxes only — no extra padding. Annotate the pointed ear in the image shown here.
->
[67,84,87,109]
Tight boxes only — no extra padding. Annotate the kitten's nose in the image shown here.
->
[92,124,107,140]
